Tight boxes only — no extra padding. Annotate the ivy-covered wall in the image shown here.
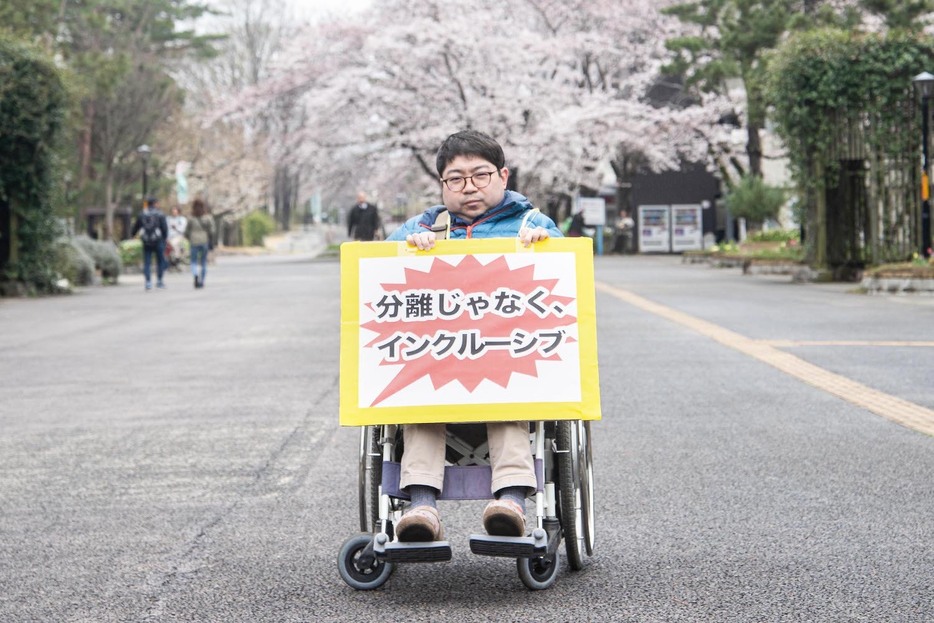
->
[766,29,934,269]
[0,34,69,294]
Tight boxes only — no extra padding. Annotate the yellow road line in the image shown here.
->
[596,281,934,437]
[762,340,934,348]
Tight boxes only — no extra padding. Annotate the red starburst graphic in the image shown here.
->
[360,254,577,406]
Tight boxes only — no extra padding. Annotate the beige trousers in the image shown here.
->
[400,422,536,495]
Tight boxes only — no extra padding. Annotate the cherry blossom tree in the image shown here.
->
[212,0,730,217]
[168,0,305,226]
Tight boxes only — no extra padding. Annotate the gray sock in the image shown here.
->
[408,485,438,509]
[497,486,527,512]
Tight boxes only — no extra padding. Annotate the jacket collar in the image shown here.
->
[447,190,528,226]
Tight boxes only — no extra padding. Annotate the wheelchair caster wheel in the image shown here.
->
[338,534,394,590]
[517,549,560,590]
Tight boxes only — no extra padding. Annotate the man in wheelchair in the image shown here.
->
[385,130,563,541]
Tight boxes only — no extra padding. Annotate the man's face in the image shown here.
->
[440,155,508,222]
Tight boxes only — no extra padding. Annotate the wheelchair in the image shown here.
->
[337,419,594,590]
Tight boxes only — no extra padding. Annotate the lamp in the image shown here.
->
[137,144,151,205]
[912,73,934,257]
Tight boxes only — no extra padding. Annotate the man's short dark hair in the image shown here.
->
[436,130,505,176]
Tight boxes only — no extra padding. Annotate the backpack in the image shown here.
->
[140,212,162,246]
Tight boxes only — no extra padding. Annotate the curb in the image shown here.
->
[861,276,934,295]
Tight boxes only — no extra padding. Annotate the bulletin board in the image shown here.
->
[339,237,601,426]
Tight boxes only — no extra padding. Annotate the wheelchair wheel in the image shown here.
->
[358,426,381,532]
[581,421,595,556]
[517,549,561,590]
[556,420,595,570]
[338,534,394,590]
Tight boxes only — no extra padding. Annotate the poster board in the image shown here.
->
[339,237,602,426]
[577,196,606,226]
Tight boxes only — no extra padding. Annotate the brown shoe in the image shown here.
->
[482,499,526,537]
[395,505,443,542]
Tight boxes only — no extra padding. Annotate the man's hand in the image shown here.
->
[405,231,437,250]
[518,226,549,247]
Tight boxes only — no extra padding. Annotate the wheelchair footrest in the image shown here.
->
[374,536,453,563]
[469,528,548,558]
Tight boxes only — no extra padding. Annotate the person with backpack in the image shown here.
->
[130,197,169,290]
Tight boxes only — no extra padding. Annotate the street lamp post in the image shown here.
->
[64,172,77,236]
[137,144,151,204]
[912,72,934,258]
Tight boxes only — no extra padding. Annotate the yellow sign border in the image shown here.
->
[339,237,601,425]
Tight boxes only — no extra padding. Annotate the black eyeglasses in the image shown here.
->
[440,170,499,192]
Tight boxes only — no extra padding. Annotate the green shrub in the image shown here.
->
[0,35,69,294]
[241,210,276,247]
[748,229,800,243]
[746,245,806,261]
[766,31,934,266]
[73,235,122,283]
[52,238,95,287]
[119,239,143,268]
[710,238,804,261]
[710,241,740,254]
[725,175,786,226]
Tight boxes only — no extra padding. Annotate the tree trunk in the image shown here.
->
[746,122,763,178]
[104,166,115,241]
[814,160,827,267]
[274,165,293,232]
[609,145,637,218]
[0,198,15,269]
[79,102,95,186]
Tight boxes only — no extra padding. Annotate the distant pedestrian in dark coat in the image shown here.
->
[347,191,381,241]
[130,197,169,290]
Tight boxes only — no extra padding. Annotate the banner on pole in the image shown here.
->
[175,161,190,205]
[339,237,601,426]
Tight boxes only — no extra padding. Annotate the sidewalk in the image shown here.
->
[261,224,340,256]
[213,223,343,259]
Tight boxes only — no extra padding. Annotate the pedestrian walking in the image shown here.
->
[165,205,188,270]
[347,191,381,241]
[185,198,215,289]
[130,197,168,290]
[612,209,635,253]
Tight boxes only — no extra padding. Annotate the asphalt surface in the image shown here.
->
[1,248,932,622]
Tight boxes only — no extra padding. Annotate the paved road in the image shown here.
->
[1,251,931,622]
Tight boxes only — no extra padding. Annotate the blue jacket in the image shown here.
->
[386,190,563,241]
